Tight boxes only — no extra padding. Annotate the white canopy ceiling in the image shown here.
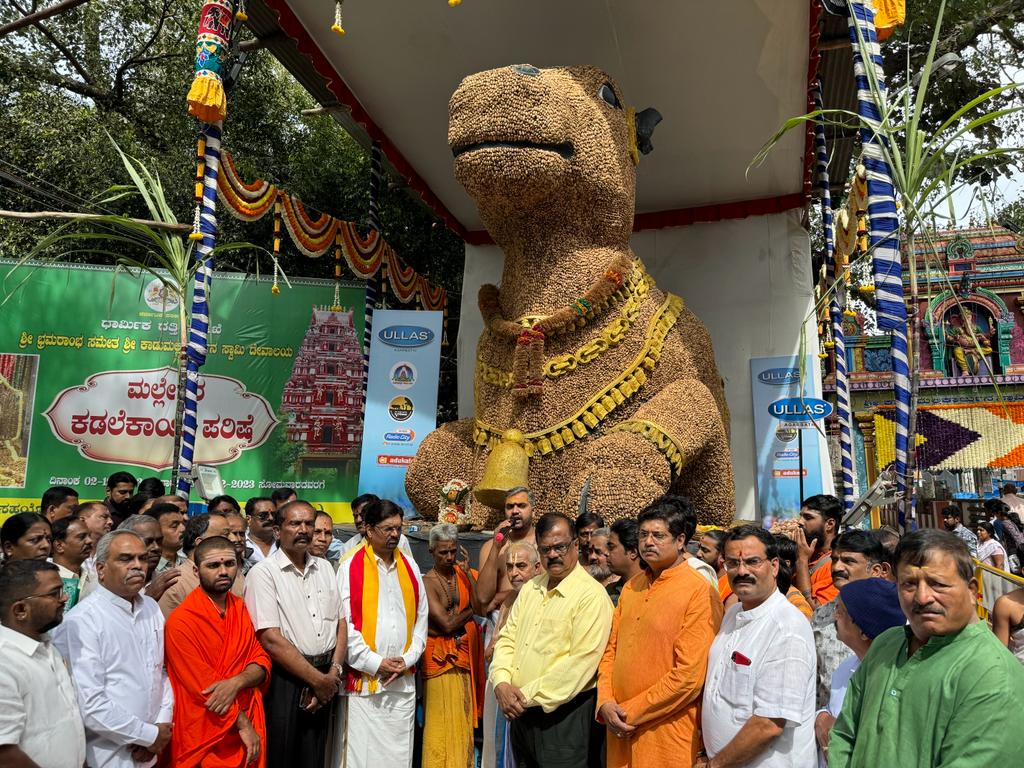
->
[264,0,812,234]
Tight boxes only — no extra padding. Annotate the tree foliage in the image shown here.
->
[0,0,465,419]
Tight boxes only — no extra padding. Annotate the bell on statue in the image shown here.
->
[474,429,529,510]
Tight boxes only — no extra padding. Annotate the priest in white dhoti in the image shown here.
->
[338,499,428,768]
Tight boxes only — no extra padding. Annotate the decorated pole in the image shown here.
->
[847,1,911,520]
[813,81,854,515]
[362,142,383,410]
[174,0,235,498]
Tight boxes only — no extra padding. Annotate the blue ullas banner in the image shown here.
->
[750,355,835,527]
[358,310,443,514]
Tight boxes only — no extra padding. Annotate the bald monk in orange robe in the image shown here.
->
[165,536,271,767]
[598,508,724,767]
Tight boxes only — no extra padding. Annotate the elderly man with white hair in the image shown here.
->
[421,523,484,768]
[53,530,174,768]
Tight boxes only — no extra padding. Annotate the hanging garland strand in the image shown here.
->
[216,151,447,311]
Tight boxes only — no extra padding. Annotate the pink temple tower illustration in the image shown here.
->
[280,305,364,471]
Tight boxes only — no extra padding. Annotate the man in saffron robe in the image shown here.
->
[598,500,722,767]
[165,536,271,767]
[339,499,428,768]
[422,524,485,768]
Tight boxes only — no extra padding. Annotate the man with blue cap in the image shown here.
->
[815,577,904,766]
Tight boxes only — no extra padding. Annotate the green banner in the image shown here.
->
[0,262,366,520]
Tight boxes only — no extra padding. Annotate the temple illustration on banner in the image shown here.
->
[281,305,364,472]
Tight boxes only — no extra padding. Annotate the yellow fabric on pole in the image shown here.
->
[873,0,905,38]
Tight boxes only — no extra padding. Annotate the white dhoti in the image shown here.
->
[343,690,415,768]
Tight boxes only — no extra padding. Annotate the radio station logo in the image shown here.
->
[389,362,417,390]
[774,450,799,460]
[388,396,414,422]
[379,325,434,348]
[384,428,415,443]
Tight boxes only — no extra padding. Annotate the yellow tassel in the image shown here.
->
[189,232,203,242]
[235,10,248,21]
[271,284,280,295]
[449,0,462,6]
[332,0,345,35]
[187,73,227,123]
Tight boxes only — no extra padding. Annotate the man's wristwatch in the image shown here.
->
[333,662,345,680]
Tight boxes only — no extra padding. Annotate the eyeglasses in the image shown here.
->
[723,557,772,571]
[251,512,273,522]
[23,586,67,601]
[638,530,672,543]
[539,541,572,557]
[374,525,402,537]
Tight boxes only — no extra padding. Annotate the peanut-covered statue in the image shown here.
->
[405,64,734,527]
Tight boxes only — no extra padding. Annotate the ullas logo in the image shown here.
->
[758,368,800,386]
[768,397,833,421]
[379,326,434,348]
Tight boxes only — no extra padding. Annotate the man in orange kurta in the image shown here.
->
[165,536,272,767]
[598,501,723,767]
[422,530,485,768]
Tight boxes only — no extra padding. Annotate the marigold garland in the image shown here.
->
[215,151,446,311]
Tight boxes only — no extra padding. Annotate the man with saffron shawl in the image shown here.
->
[339,499,428,768]
[165,536,271,767]
[422,523,485,768]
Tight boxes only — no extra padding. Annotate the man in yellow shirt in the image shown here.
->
[489,512,613,768]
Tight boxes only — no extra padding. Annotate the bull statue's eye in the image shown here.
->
[599,83,621,109]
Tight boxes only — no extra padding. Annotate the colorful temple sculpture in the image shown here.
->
[822,225,1024,522]
[281,305,365,472]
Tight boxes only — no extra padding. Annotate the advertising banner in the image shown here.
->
[357,309,443,514]
[750,355,835,526]
[0,262,366,520]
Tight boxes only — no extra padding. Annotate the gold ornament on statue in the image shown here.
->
[474,429,529,509]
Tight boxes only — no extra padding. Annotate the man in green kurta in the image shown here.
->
[829,529,1024,768]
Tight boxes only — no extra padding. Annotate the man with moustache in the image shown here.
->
[104,471,138,527]
[244,497,278,569]
[118,514,180,602]
[0,559,86,768]
[828,530,1024,767]
[793,494,842,608]
[586,528,618,587]
[339,493,414,558]
[490,512,613,768]
[164,536,271,767]
[50,516,93,609]
[222,510,251,571]
[810,530,888,711]
[158,513,245,618]
[476,487,538,611]
[245,500,345,767]
[598,500,722,767]
[53,530,174,767]
[698,525,816,768]
[340,499,428,768]
[605,519,644,606]
[147,502,186,573]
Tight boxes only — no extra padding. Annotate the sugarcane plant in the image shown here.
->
[2,140,274,489]
[751,0,1022,518]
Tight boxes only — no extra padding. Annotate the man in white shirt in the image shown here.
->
[244,500,346,767]
[339,498,428,768]
[53,530,174,768]
[76,500,113,601]
[339,493,414,558]
[0,559,87,768]
[698,525,816,768]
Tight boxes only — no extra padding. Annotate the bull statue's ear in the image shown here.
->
[635,108,662,155]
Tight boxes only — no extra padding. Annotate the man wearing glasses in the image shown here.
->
[339,499,428,768]
[243,497,278,571]
[697,526,816,768]
[0,559,86,768]
[490,512,613,768]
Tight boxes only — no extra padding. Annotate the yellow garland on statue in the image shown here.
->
[473,294,684,458]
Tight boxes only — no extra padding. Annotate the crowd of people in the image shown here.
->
[3,474,1024,768]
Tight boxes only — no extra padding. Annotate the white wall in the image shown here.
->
[458,210,830,520]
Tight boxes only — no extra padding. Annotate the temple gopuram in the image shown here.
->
[823,225,1024,523]
[281,305,365,472]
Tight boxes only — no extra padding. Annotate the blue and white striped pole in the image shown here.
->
[176,122,221,499]
[362,143,382,408]
[814,82,855,515]
[847,1,911,510]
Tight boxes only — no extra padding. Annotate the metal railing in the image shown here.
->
[974,561,1024,620]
